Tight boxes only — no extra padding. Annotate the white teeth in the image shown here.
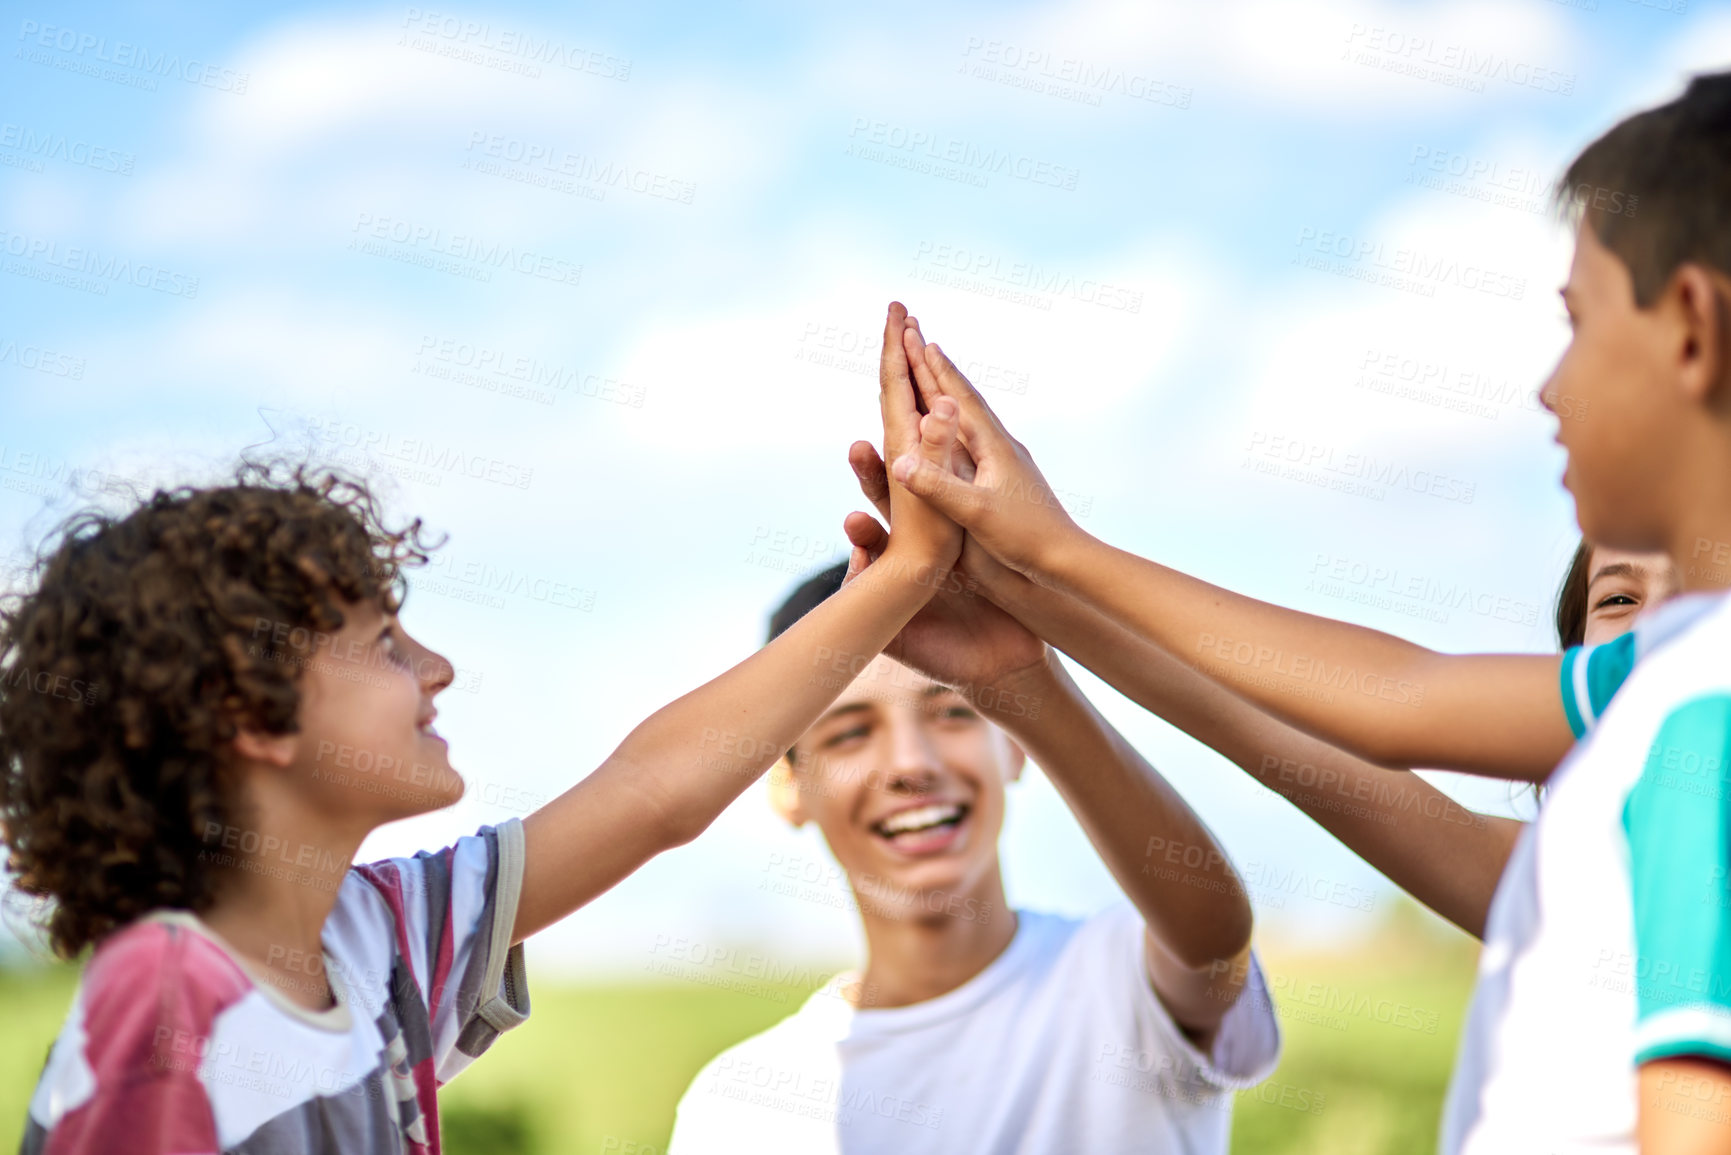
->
[878,804,963,836]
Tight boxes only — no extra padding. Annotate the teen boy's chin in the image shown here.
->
[388,748,466,816]
[415,723,465,809]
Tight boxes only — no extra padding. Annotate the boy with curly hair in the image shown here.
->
[3,310,962,1155]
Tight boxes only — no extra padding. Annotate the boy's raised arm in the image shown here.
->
[836,402,1255,1042]
[847,446,1521,939]
[980,653,1258,1043]
[964,536,1523,938]
[510,305,959,944]
[885,322,1573,783]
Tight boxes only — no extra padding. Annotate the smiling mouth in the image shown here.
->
[872,802,969,843]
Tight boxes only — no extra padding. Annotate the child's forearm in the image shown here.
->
[884,340,1565,778]
[983,657,1252,964]
[974,657,1253,1034]
[985,569,1523,937]
[1033,531,1569,780]
[1240,747,1521,940]
[512,559,937,943]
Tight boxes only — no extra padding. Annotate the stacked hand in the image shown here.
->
[881,314,1083,583]
[839,305,1057,696]
[870,303,966,582]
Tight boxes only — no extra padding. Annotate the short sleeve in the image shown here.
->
[1096,905,1279,1091]
[1560,632,1637,739]
[1144,943,1282,1092]
[24,923,245,1155]
[1623,696,1731,1065]
[24,1068,218,1155]
[353,818,531,1082]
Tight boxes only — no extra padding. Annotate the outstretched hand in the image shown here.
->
[873,303,964,579]
[841,433,1048,698]
[883,317,1084,583]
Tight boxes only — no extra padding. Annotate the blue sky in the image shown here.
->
[2,0,1727,973]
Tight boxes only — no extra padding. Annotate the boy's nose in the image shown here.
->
[402,633,454,694]
[886,764,939,797]
[884,719,942,791]
[1536,373,1564,417]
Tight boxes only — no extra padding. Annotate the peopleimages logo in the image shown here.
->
[399,9,632,80]
[16,20,250,93]
[0,230,199,297]
[0,338,84,378]
[846,118,1080,190]
[1293,227,1526,301]
[910,241,1142,313]
[306,417,535,490]
[1242,431,1477,506]
[1342,24,1574,97]
[958,37,1192,109]
[349,213,583,287]
[0,123,135,174]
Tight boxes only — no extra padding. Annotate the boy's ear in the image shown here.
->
[1002,736,1027,784]
[233,727,297,769]
[1671,265,1731,408]
[768,756,808,826]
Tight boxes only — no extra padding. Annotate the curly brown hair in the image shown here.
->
[0,462,437,958]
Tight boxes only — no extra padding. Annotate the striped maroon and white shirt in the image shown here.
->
[21,819,529,1155]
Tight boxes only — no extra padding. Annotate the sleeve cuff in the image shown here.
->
[475,817,531,1035]
[1634,1004,1731,1068]
[1560,646,1588,739]
[1137,933,1283,1091]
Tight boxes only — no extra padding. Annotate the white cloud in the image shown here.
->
[887,0,1585,119]
[0,0,1699,969]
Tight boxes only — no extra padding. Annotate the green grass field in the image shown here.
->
[2,911,1479,1154]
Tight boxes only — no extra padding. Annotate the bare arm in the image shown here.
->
[849,442,1523,939]
[512,559,939,943]
[1042,535,1566,782]
[886,324,1572,782]
[970,544,1524,939]
[975,653,1254,1044]
[1639,1058,1731,1153]
[835,385,1253,1043]
[512,304,960,943]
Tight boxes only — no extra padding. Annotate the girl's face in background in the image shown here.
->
[1581,547,1679,646]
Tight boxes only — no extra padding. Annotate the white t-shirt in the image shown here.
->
[669,905,1280,1155]
[1441,592,1730,1153]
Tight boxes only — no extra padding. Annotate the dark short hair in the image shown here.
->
[766,562,849,764]
[766,562,848,645]
[1558,70,1731,307]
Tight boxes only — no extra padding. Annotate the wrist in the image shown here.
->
[1028,523,1095,591]
[965,650,1068,725]
[876,541,963,596]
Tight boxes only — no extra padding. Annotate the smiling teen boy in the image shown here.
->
[668,308,1280,1155]
[882,73,1731,1153]
[2,322,962,1155]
